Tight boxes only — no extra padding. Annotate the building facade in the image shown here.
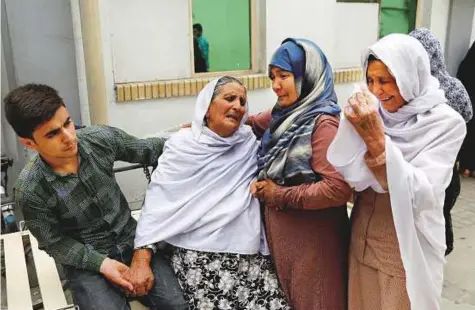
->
[1,0,474,204]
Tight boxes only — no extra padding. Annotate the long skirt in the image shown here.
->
[349,188,410,310]
[171,247,291,310]
[264,205,350,310]
[348,254,411,310]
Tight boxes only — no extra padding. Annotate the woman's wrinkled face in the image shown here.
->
[206,82,247,137]
[270,67,299,107]
[366,60,406,113]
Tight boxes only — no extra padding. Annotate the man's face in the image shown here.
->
[20,106,78,159]
[193,28,201,38]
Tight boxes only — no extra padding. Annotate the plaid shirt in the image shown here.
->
[14,125,165,272]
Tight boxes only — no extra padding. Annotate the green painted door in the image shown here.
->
[379,0,417,38]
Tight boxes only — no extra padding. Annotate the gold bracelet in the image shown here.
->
[364,150,386,168]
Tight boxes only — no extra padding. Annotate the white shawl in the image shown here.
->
[327,34,466,310]
[135,78,268,255]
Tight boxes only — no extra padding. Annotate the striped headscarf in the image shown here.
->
[257,38,340,185]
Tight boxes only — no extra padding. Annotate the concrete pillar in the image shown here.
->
[78,0,108,125]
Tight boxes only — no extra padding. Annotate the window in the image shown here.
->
[191,0,254,74]
[111,0,269,102]
[336,0,377,3]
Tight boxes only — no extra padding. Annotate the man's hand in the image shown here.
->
[99,257,134,292]
[123,249,155,296]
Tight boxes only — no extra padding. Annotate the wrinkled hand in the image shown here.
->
[251,179,279,204]
[123,260,155,296]
[344,92,385,156]
[344,92,383,138]
[99,257,134,293]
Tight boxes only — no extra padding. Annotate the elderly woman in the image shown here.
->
[327,34,466,310]
[131,76,290,310]
[248,38,352,309]
[410,27,473,255]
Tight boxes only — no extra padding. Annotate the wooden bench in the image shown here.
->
[0,231,74,309]
[0,210,148,310]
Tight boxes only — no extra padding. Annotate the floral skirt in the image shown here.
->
[171,248,291,310]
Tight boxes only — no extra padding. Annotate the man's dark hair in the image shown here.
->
[193,23,203,33]
[3,84,66,139]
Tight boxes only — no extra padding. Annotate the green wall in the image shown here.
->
[192,0,251,72]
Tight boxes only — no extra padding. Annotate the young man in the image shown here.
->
[4,84,187,310]
[193,23,209,71]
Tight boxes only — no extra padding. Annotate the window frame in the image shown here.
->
[188,0,264,77]
[336,0,377,3]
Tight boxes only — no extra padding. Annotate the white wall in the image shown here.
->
[445,0,475,75]
[266,0,336,64]
[429,0,450,51]
[1,19,26,196]
[3,0,82,124]
[108,0,191,83]
[334,3,379,68]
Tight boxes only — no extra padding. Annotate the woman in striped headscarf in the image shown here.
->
[247,38,351,310]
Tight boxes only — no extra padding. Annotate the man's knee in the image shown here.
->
[146,283,188,310]
[66,268,129,310]
[146,252,188,309]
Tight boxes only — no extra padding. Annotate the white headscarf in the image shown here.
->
[135,78,268,255]
[327,34,466,310]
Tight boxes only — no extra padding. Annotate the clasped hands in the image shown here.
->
[100,249,154,297]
